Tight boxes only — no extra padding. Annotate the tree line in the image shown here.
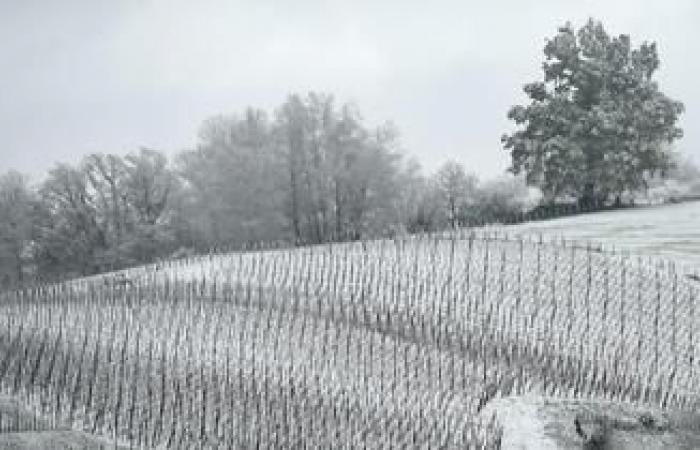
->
[0,93,535,287]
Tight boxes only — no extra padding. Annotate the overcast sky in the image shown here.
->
[1,0,698,181]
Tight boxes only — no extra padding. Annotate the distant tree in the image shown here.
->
[395,159,432,233]
[84,153,128,243]
[669,155,700,185]
[0,172,36,288]
[433,161,478,228]
[36,149,177,279]
[120,148,177,262]
[275,96,308,242]
[502,19,684,207]
[405,179,443,233]
[36,164,105,277]
[122,149,173,226]
[276,93,337,243]
[177,94,419,248]
[473,175,536,223]
[177,108,288,249]
[275,93,407,242]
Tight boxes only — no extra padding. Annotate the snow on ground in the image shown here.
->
[504,200,700,275]
[479,395,559,450]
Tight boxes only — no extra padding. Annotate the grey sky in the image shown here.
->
[1,0,698,181]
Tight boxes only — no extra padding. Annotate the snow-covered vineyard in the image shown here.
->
[0,229,698,448]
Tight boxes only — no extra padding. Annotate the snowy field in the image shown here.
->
[505,200,700,275]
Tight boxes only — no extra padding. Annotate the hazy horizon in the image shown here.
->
[2,0,698,182]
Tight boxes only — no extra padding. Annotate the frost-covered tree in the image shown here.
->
[0,172,36,287]
[35,149,177,278]
[177,108,288,248]
[36,163,105,277]
[502,19,684,207]
[275,93,408,243]
[433,160,478,228]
